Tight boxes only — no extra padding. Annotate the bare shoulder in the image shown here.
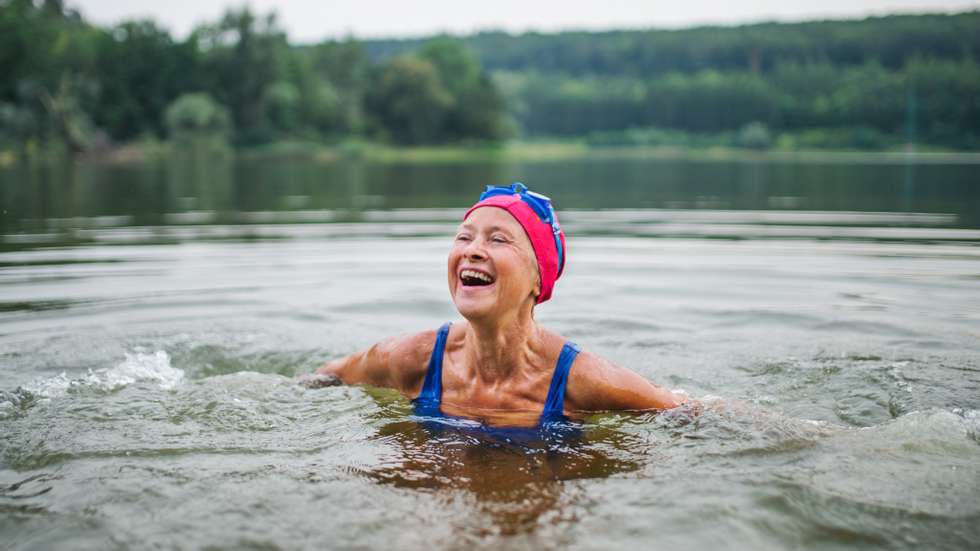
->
[375,329,440,394]
[377,329,437,364]
[564,347,685,412]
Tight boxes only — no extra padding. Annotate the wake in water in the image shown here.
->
[4,348,978,475]
[1,346,978,549]
[29,350,183,396]
[0,350,184,419]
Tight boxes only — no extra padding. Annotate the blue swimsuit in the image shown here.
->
[412,323,582,441]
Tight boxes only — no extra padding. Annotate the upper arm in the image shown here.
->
[565,350,687,412]
[315,331,434,396]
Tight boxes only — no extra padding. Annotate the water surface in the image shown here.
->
[1,154,979,550]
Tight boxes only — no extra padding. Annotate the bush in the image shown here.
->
[735,122,772,150]
[782,126,896,150]
[164,93,231,138]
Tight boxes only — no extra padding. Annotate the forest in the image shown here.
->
[1,0,978,153]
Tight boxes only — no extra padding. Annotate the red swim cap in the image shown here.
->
[464,185,566,304]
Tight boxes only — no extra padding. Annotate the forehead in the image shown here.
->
[461,206,524,234]
[459,207,536,257]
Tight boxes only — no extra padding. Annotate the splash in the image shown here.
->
[19,350,184,399]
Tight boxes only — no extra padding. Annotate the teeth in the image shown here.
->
[461,269,493,283]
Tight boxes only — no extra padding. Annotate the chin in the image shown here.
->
[452,293,497,321]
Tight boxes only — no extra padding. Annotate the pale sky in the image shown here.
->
[74,0,980,42]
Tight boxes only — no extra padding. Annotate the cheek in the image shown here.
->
[448,241,465,264]
[504,250,539,292]
[447,244,472,284]
[447,250,460,279]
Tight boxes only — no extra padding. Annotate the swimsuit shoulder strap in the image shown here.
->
[541,341,581,417]
[414,322,451,405]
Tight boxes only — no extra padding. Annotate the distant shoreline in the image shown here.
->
[334,142,980,165]
[5,140,977,167]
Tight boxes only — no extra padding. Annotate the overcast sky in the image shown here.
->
[73,0,980,42]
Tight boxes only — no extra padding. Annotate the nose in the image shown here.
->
[463,236,487,261]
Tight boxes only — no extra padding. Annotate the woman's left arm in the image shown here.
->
[566,351,692,412]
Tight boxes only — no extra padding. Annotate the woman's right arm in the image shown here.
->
[302,331,435,395]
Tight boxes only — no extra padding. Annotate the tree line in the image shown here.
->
[0,0,507,151]
[368,12,980,150]
[1,0,977,152]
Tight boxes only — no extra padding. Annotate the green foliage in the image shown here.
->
[419,37,480,96]
[305,78,343,133]
[39,74,98,150]
[0,0,98,150]
[497,55,979,148]
[364,12,980,149]
[365,56,454,144]
[513,72,646,135]
[263,81,301,132]
[191,8,289,144]
[586,127,730,148]
[778,126,897,151]
[367,13,980,76]
[647,71,775,131]
[735,122,772,150]
[418,38,509,142]
[305,40,368,135]
[453,75,511,141]
[0,101,36,145]
[1,4,977,151]
[905,58,980,149]
[164,93,231,137]
[91,20,200,140]
[586,125,898,151]
[364,38,507,144]
[0,3,509,149]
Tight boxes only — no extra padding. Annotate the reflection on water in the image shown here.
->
[364,418,639,535]
[2,153,980,244]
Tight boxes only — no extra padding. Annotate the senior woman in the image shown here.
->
[310,183,689,427]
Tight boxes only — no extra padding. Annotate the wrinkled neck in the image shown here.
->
[463,304,542,384]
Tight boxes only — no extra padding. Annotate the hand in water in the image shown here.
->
[297,373,343,389]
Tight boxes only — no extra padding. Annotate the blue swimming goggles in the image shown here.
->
[479,182,564,273]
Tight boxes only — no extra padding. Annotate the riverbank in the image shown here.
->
[335,142,980,165]
[4,139,980,168]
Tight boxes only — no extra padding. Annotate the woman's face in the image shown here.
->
[448,207,540,321]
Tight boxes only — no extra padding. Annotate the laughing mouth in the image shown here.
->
[460,269,495,287]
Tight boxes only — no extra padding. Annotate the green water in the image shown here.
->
[3,153,979,237]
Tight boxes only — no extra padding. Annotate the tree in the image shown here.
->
[365,56,454,144]
[192,7,288,143]
[417,37,508,141]
[454,74,510,140]
[419,37,480,96]
[92,20,201,140]
[263,81,300,132]
[0,0,99,150]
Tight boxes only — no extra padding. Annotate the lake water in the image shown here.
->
[1,153,979,550]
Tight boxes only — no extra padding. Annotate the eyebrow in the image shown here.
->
[458,223,516,236]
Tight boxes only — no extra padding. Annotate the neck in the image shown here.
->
[463,303,541,384]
